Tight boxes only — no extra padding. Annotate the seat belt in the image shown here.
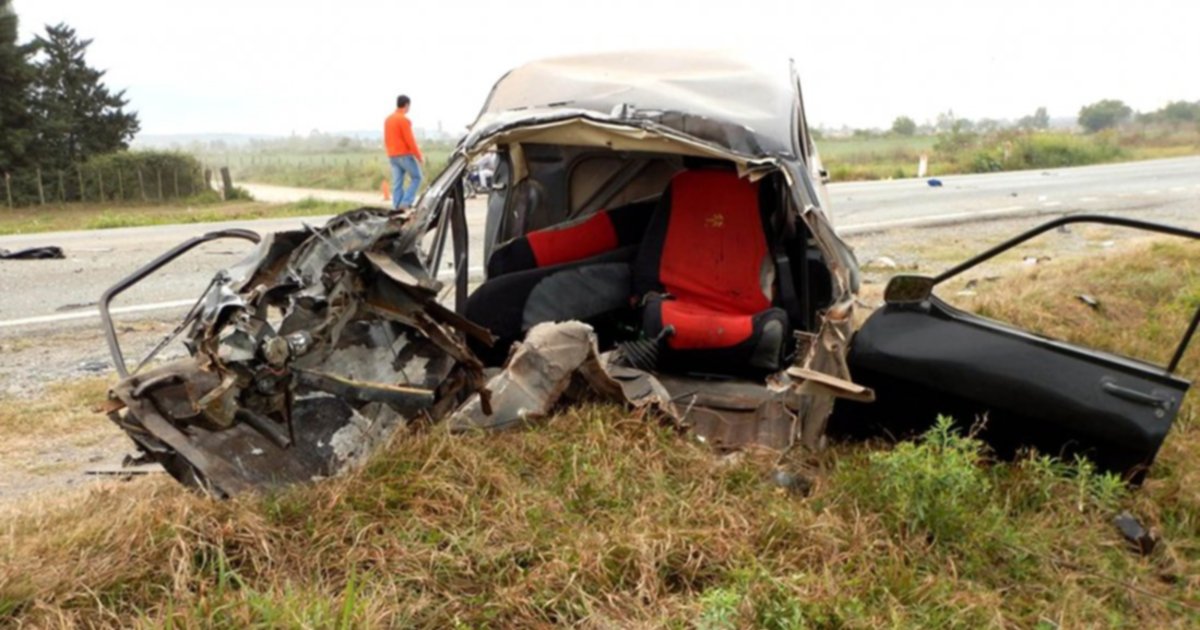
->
[773,235,805,331]
[763,179,806,331]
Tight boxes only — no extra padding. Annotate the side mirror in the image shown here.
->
[884,274,935,305]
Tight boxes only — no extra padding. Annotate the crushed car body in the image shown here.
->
[101,51,865,496]
[100,51,1196,496]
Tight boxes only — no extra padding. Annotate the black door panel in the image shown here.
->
[831,301,1189,479]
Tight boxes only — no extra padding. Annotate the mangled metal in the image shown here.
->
[101,51,1195,497]
[102,209,490,495]
[95,51,871,495]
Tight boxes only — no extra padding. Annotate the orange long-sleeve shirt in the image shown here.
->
[384,109,423,160]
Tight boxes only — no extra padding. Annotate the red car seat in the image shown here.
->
[632,168,788,373]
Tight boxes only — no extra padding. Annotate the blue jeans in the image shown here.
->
[389,154,423,208]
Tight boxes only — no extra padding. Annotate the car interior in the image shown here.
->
[465,145,834,376]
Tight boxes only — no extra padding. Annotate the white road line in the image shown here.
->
[0,266,487,329]
[0,299,195,329]
[839,205,1027,234]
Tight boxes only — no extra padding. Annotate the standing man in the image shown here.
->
[385,94,423,210]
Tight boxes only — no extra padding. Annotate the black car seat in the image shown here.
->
[466,200,654,364]
[632,168,788,374]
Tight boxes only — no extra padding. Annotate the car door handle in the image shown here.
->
[1102,381,1173,409]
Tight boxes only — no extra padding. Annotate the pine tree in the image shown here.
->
[30,23,139,169]
[0,0,36,172]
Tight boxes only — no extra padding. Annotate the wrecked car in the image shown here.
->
[100,51,1196,496]
[100,51,862,495]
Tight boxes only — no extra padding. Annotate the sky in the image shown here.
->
[13,0,1200,137]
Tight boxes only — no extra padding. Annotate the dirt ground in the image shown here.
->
[1,200,1197,508]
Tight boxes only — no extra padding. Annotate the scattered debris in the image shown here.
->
[864,256,899,270]
[0,246,64,260]
[927,178,943,187]
[1113,511,1157,555]
[77,359,108,373]
[770,468,812,496]
[1076,294,1101,310]
[56,301,98,312]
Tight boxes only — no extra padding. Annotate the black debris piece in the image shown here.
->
[1113,511,1157,555]
[0,246,65,260]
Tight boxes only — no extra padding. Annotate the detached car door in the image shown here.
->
[832,215,1199,480]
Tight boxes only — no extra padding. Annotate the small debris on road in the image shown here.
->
[927,178,943,187]
[77,359,108,373]
[0,246,64,260]
[865,256,899,270]
[56,301,97,312]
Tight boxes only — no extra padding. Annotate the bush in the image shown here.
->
[223,185,254,201]
[2,150,207,206]
[1078,99,1133,133]
[961,132,1125,174]
[848,416,999,544]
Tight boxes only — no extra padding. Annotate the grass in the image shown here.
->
[817,126,1200,182]
[949,238,1200,368]
[1,241,1198,627]
[0,197,363,236]
[200,146,455,193]
[0,378,111,453]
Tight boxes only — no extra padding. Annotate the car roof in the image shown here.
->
[472,50,801,158]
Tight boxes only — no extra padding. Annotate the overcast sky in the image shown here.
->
[13,0,1200,137]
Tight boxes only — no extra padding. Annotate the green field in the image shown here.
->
[816,134,938,160]
[817,126,1200,182]
[197,145,455,193]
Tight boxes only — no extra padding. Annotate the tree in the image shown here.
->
[891,115,916,136]
[29,23,139,168]
[1160,100,1200,123]
[0,0,36,172]
[1077,99,1131,133]
[1018,106,1049,130]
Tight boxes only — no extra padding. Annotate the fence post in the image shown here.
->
[77,165,85,202]
[156,168,163,201]
[35,166,45,205]
[4,172,11,209]
[117,168,125,200]
[172,169,180,198]
[57,170,65,203]
[205,168,213,192]
[220,167,234,199]
[98,169,106,201]
[137,168,147,201]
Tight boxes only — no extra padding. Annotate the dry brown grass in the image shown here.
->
[1,241,1198,628]
[0,378,112,453]
[0,198,356,236]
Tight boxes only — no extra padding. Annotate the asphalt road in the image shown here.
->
[2,156,1198,331]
